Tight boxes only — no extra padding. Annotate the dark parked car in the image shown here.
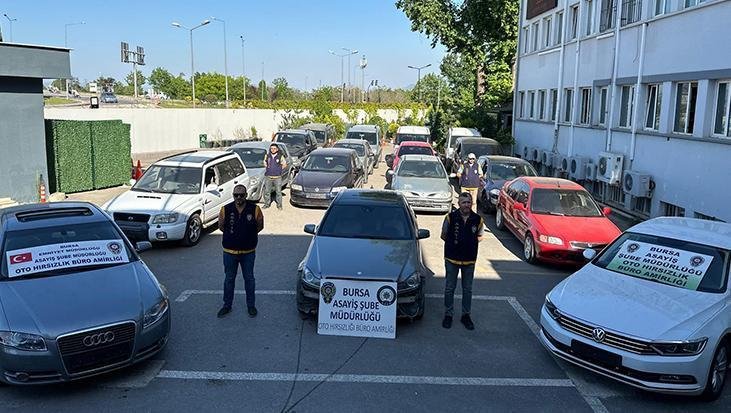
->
[332,139,375,182]
[346,124,383,168]
[449,137,503,175]
[290,148,366,208]
[228,141,294,202]
[477,155,538,213]
[297,189,430,321]
[273,129,319,165]
[301,123,335,148]
[100,92,118,104]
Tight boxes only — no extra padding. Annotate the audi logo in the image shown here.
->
[592,328,606,343]
[82,331,115,347]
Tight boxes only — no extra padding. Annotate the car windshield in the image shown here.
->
[347,131,378,146]
[276,133,307,146]
[311,131,326,143]
[489,162,536,181]
[1,222,134,279]
[319,204,412,240]
[449,135,475,147]
[398,146,432,156]
[593,232,730,293]
[334,143,366,156]
[232,148,267,168]
[133,165,201,194]
[396,133,429,145]
[398,160,447,178]
[463,143,502,157]
[302,155,350,172]
[530,188,602,217]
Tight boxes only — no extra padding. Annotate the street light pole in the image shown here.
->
[64,21,85,98]
[211,17,229,108]
[342,48,358,102]
[407,63,432,102]
[261,61,265,101]
[240,36,246,102]
[3,14,17,42]
[172,20,210,108]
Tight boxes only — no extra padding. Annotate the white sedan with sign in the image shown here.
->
[539,217,731,400]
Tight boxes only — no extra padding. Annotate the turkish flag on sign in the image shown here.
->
[9,252,33,264]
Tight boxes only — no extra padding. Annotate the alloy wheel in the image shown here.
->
[189,219,201,242]
[524,235,534,262]
[711,345,728,393]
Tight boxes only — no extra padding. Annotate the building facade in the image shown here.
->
[513,0,731,222]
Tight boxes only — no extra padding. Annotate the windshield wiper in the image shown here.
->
[534,210,565,216]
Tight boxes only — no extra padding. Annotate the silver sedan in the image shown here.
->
[387,155,452,214]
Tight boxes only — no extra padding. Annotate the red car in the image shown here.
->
[495,177,621,265]
[391,141,436,171]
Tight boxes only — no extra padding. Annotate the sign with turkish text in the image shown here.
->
[317,278,397,339]
[6,240,130,278]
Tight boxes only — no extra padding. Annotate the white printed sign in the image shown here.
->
[317,278,397,339]
[6,240,130,278]
[606,240,713,290]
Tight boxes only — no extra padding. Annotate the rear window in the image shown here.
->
[347,131,378,145]
[462,143,502,157]
[396,133,429,145]
[398,146,433,156]
[319,205,413,240]
[334,142,366,156]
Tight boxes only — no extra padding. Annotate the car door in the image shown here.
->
[502,180,522,234]
[351,154,364,187]
[227,157,249,190]
[202,164,225,223]
[513,182,532,238]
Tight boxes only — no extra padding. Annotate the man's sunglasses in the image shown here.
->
[233,193,246,198]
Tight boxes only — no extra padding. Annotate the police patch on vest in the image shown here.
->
[472,226,477,233]
[247,214,253,221]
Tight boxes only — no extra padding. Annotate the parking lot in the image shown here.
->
[3,156,729,412]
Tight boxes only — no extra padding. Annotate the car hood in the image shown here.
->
[104,190,195,214]
[295,171,348,189]
[532,214,621,245]
[393,177,450,195]
[0,262,154,339]
[306,237,418,282]
[550,265,726,340]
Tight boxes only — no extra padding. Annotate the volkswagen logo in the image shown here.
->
[82,331,115,347]
[592,328,606,343]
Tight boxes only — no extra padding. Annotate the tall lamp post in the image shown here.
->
[408,63,432,102]
[64,21,85,98]
[342,47,358,102]
[240,35,246,102]
[328,48,357,103]
[172,19,210,108]
[3,14,17,42]
[211,17,229,108]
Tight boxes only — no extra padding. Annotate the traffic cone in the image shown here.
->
[39,174,47,203]
[134,160,143,180]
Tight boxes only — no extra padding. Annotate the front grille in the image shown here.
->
[58,322,136,375]
[113,212,150,223]
[570,241,607,250]
[556,314,655,355]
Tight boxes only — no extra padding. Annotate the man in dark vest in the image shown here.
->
[217,185,264,318]
[456,153,483,213]
[262,143,287,210]
[441,192,484,330]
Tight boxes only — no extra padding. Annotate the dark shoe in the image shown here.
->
[461,314,475,330]
[262,205,270,209]
[217,307,231,318]
[248,307,258,317]
[442,315,453,329]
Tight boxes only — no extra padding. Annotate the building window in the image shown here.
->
[538,90,547,120]
[713,81,731,137]
[644,84,662,131]
[518,91,525,118]
[598,87,608,125]
[673,82,698,134]
[619,85,635,128]
[600,0,617,32]
[550,89,558,121]
[585,0,595,36]
[579,88,592,124]
[685,0,706,8]
[532,22,540,52]
[661,201,685,217]
[621,0,642,26]
[569,5,579,40]
[564,88,574,123]
[522,27,530,54]
[556,12,564,45]
[632,197,651,216]
[694,212,725,222]
[655,0,671,15]
[529,91,536,119]
[543,17,552,48]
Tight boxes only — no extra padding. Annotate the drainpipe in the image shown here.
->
[605,0,625,152]
[552,0,571,153]
[568,2,585,157]
[512,0,527,155]
[629,22,648,168]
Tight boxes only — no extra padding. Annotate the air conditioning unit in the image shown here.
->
[557,155,570,173]
[623,170,653,198]
[585,163,598,181]
[597,152,624,185]
[541,150,554,166]
[569,157,590,180]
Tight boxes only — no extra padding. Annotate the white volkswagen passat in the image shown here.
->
[539,217,731,400]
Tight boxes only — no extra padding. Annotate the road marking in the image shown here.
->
[157,370,574,388]
[100,360,165,389]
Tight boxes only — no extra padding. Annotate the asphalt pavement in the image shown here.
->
[3,154,729,412]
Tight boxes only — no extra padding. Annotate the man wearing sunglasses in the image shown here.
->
[217,184,264,318]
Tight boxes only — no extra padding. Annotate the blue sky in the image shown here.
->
[1,0,445,89]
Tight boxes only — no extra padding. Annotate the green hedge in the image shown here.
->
[45,119,132,193]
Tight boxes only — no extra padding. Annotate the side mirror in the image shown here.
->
[205,183,218,192]
[582,248,597,261]
[602,206,612,216]
[129,179,137,186]
[449,173,457,178]
[417,229,431,239]
[135,241,152,252]
[303,224,316,235]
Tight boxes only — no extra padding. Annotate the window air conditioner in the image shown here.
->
[597,152,624,185]
[622,170,653,198]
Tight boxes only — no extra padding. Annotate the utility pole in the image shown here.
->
[359,55,367,103]
[408,63,432,102]
[211,17,229,108]
[172,19,211,108]
[329,49,354,103]
[64,21,85,98]
[261,61,265,100]
[240,36,246,102]
[3,14,17,42]
[121,42,146,101]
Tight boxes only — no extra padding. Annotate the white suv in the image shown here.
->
[103,151,249,246]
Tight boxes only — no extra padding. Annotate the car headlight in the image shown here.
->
[538,234,563,245]
[152,213,179,224]
[544,295,560,320]
[331,186,347,193]
[650,338,707,356]
[302,266,321,287]
[291,184,303,191]
[0,331,47,352]
[143,297,169,329]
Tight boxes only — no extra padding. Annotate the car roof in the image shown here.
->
[310,147,355,156]
[399,154,441,163]
[478,155,530,164]
[457,137,500,145]
[335,139,368,146]
[521,177,584,190]
[348,124,378,132]
[629,217,731,250]
[229,141,284,150]
[334,189,407,206]
[450,127,480,136]
[156,151,233,167]
[300,123,330,130]
[398,140,432,147]
[277,129,308,135]
[397,125,430,134]
[1,202,108,232]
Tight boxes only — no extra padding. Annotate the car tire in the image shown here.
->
[495,207,506,231]
[523,233,537,264]
[701,340,729,401]
[181,213,203,247]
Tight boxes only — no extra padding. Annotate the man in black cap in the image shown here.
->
[262,143,287,210]
[217,185,264,318]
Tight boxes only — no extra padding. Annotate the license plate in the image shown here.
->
[571,340,622,368]
[306,193,328,199]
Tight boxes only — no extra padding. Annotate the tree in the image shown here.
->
[96,76,116,92]
[258,80,268,101]
[271,77,293,100]
[410,73,449,106]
